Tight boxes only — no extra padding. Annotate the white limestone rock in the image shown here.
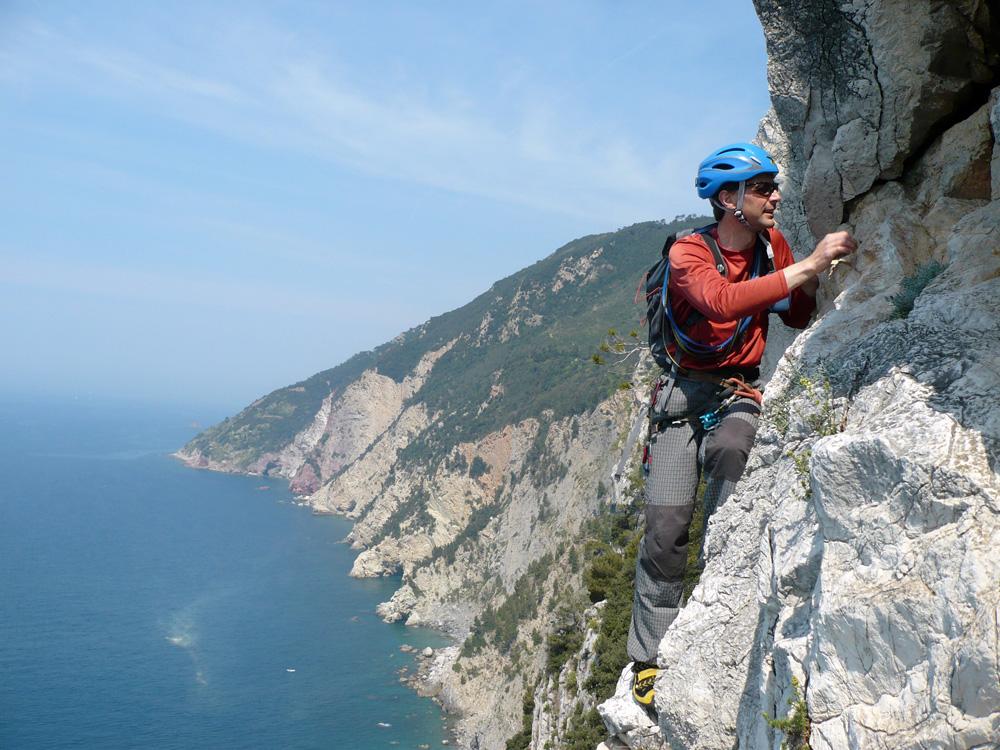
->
[757,0,996,244]
[597,666,662,750]
[376,584,417,623]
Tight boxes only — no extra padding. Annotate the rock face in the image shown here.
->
[529,603,606,750]
[600,2,999,749]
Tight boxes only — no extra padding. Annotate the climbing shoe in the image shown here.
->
[631,661,658,706]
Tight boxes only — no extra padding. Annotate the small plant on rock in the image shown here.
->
[793,449,812,496]
[797,374,838,437]
[767,364,844,438]
[890,260,945,319]
[765,675,811,750]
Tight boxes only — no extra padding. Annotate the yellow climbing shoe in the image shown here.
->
[631,662,658,706]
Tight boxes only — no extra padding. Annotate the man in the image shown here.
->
[628,142,856,706]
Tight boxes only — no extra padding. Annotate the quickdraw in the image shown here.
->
[697,390,737,431]
[698,410,723,431]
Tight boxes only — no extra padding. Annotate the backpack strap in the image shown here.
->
[758,229,792,312]
[659,233,678,259]
[699,231,727,276]
[663,224,726,275]
[757,230,775,274]
[697,226,769,278]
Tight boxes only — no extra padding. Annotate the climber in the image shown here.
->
[628,142,856,708]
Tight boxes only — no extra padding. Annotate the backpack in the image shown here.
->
[644,224,770,369]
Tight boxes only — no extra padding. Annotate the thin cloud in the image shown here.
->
[75,47,249,105]
[3,16,699,224]
[264,59,665,219]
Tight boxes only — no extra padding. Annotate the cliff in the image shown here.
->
[177,217,704,749]
[600,1,1000,748]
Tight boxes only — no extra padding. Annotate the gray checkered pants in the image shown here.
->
[626,374,760,664]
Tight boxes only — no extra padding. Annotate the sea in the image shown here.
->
[0,396,451,750]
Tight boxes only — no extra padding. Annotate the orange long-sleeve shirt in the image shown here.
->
[667,226,815,371]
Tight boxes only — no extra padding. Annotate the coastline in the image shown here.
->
[172,447,466,746]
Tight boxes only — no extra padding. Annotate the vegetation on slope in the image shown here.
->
[182,215,709,469]
[183,350,377,463]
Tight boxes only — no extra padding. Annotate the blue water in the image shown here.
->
[0,397,450,749]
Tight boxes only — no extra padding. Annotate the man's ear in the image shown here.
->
[716,189,737,211]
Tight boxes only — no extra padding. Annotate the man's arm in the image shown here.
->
[670,238,791,322]
[770,230,817,329]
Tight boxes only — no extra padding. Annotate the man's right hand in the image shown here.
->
[783,231,858,292]
[810,231,858,273]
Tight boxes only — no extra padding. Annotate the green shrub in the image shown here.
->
[565,669,578,692]
[765,675,811,749]
[450,451,469,473]
[890,260,945,319]
[766,365,842,438]
[505,690,536,750]
[793,449,812,496]
[584,548,625,603]
[562,706,606,750]
[546,613,584,676]
[797,375,838,437]
[469,456,489,478]
[585,530,639,700]
[567,546,580,572]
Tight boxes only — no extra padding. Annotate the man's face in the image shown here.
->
[720,175,781,230]
[741,176,781,230]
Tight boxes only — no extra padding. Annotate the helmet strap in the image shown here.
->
[713,182,752,228]
[732,181,751,227]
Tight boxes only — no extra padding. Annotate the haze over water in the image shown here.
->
[0,397,448,749]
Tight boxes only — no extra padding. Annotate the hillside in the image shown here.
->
[177,214,710,748]
[181,216,702,488]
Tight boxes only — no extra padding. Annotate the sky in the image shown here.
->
[1,1,771,411]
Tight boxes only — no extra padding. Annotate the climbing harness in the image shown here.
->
[641,367,763,475]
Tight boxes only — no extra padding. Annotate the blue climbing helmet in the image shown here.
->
[695,142,779,199]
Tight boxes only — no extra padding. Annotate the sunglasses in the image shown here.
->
[746,181,780,197]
